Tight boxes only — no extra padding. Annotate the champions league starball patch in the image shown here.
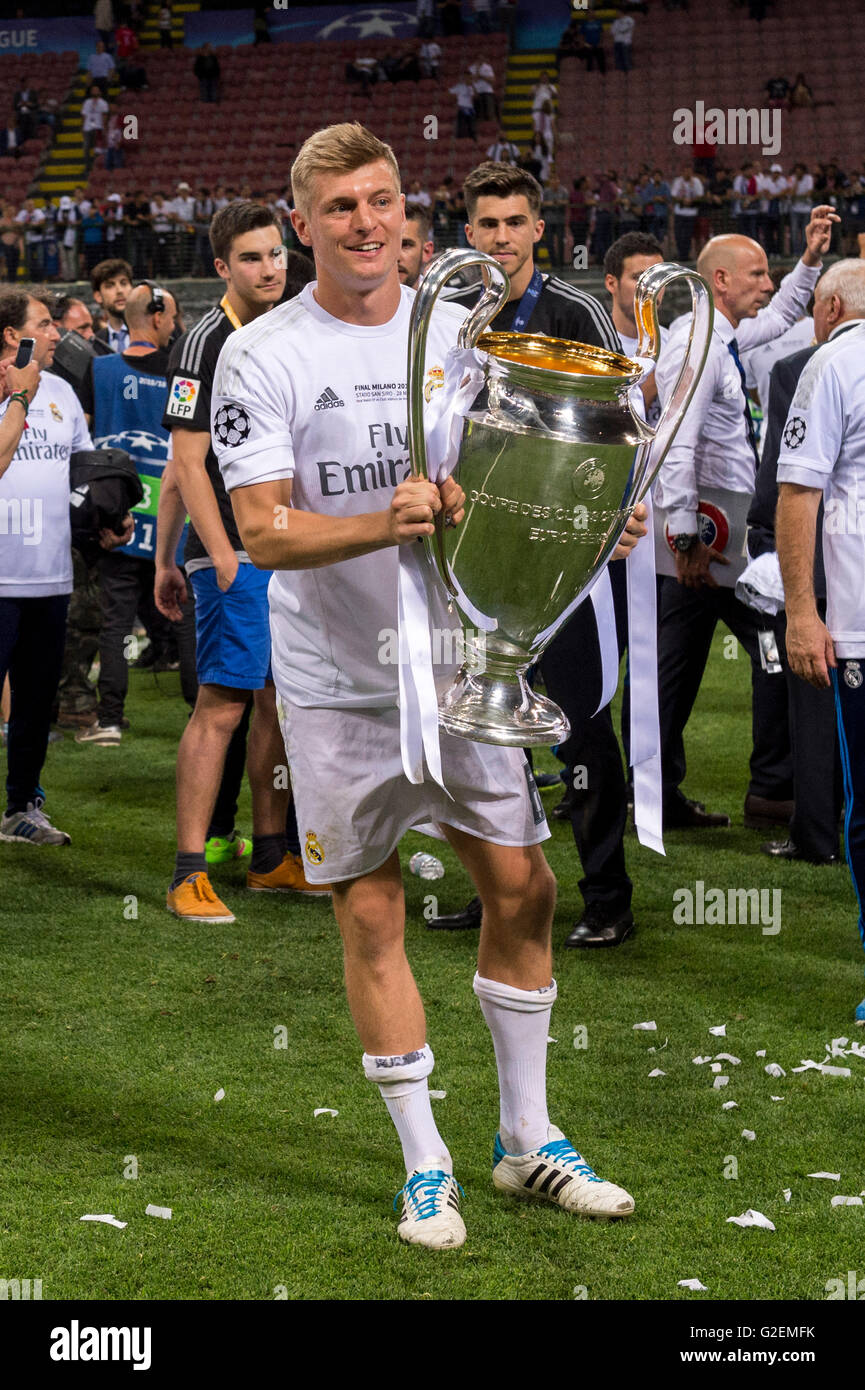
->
[214,402,251,448]
[783,416,807,449]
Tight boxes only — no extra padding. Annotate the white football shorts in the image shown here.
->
[277,700,551,884]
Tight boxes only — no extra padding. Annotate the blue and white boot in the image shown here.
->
[394,1160,466,1249]
[492,1125,634,1219]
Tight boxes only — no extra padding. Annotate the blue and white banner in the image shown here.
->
[0,16,97,59]
[269,4,418,44]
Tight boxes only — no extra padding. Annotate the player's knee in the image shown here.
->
[485,855,556,923]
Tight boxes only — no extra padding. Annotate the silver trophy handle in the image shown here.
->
[627,263,714,502]
[407,248,510,482]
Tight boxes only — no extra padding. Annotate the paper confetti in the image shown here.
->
[726,1209,775,1231]
[677,1278,708,1291]
[429,1090,447,1099]
[633,1021,657,1031]
[710,1062,723,1073]
[741,1129,756,1141]
[709,1025,727,1037]
[692,1056,712,1065]
[820,1064,851,1078]
[313,1107,338,1117]
[755,1049,767,1057]
[828,1037,849,1056]
[547,1036,558,1044]
[213,1088,225,1103]
[80,1214,127,1229]
[648,1068,666,1077]
[808,1172,841,1180]
[713,1075,729,1089]
[764,1063,786,1078]
[714,1053,741,1065]
[145,1204,172,1220]
[770,1096,784,1102]
[722,1100,739,1110]
[783,1189,792,1203]
[831,1196,863,1208]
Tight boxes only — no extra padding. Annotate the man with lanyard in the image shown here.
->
[775,316,865,1022]
[211,122,644,1250]
[91,259,132,354]
[74,282,179,746]
[653,209,838,831]
[156,200,325,924]
[0,292,128,846]
[432,163,646,949]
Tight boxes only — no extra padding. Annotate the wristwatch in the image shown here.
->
[672,532,699,553]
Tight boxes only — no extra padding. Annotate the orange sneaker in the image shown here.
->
[166,871,236,923]
[247,852,332,896]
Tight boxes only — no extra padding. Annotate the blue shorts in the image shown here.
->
[189,562,272,690]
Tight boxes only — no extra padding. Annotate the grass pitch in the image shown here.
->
[1,634,863,1302]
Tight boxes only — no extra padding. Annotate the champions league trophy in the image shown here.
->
[406,248,714,746]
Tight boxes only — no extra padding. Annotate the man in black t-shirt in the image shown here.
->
[431,163,640,948]
[155,200,328,924]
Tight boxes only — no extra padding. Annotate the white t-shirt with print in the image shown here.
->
[212,282,467,709]
[0,372,93,597]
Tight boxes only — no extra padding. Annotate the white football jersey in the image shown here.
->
[212,283,467,707]
[776,322,865,657]
[0,372,93,598]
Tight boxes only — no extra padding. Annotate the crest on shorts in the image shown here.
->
[49,401,63,421]
[783,416,806,450]
[844,661,863,690]
[305,831,325,865]
[214,402,251,448]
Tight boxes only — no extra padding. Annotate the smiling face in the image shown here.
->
[291,158,404,296]
[464,192,544,296]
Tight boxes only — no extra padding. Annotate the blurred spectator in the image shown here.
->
[194,187,215,275]
[87,40,116,96]
[13,85,40,143]
[450,73,477,140]
[637,167,670,242]
[487,130,520,163]
[580,17,607,74]
[732,160,759,239]
[765,75,790,107]
[173,182,196,273]
[81,205,107,275]
[592,171,619,262]
[150,193,176,276]
[104,193,127,256]
[105,101,124,171]
[420,38,441,78]
[789,72,814,108]
[843,170,865,255]
[81,83,109,170]
[416,0,435,38]
[536,99,555,155]
[569,175,594,254]
[57,196,80,281]
[253,4,271,45]
[126,190,152,278]
[1,203,23,283]
[470,57,497,122]
[16,199,46,281]
[0,119,20,159]
[556,19,584,69]
[615,178,642,235]
[345,55,379,95]
[522,133,550,183]
[611,9,637,71]
[670,163,703,258]
[471,0,493,32]
[407,178,431,209]
[94,0,115,48]
[707,164,734,236]
[194,43,221,103]
[542,167,569,268]
[532,71,556,132]
[116,23,147,90]
[158,3,173,48]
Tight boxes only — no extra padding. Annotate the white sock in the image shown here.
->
[362,1045,452,1175]
[473,972,557,1154]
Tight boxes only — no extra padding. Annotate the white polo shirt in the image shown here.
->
[776,322,865,657]
[212,283,466,709]
[0,372,93,597]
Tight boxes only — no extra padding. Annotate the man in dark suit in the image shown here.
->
[746,258,865,862]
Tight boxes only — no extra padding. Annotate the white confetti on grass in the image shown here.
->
[313,1108,338,1118]
[80,1214,127,1229]
[692,1056,712,1065]
[726,1209,775,1231]
[547,1036,558,1044]
[742,1129,756,1141]
[213,1088,225,1103]
[633,1021,657,1031]
[755,1049,767,1057]
[764,1063,786,1078]
[770,1096,784,1102]
[722,1100,739,1110]
[831,1196,863,1207]
[145,1204,172,1220]
[808,1172,841,1181]
[713,1075,729,1089]
[709,1024,727,1037]
[678,1278,708,1291]
[648,1068,666,1078]
[710,1063,723,1073]
[793,1060,851,1077]
[783,1189,792,1202]
[714,1053,741,1065]
[429,1090,447,1099]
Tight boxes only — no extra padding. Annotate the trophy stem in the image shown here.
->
[438,648,571,747]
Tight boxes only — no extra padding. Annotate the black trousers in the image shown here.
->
[775,606,842,858]
[538,561,632,915]
[657,576,792,809]
[0,593,69,813]
[98,552,175,725]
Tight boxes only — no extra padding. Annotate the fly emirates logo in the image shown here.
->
[317,421,412,498]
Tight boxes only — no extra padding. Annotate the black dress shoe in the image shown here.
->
[551,793,573,821]
[564,906,635,948]
[744,793,795,829]
[760,838,839,865]
[534,772,564,790]
[664,796,731,830]
[425,895,482,930]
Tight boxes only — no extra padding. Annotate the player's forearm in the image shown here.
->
[155,462,187,568]
[0,398,28,480]
[172,453,235,566]
[776,483,821,618]
[238,503,393,570]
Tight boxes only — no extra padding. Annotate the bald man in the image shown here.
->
[77,282,180,744]
[653,207,838,832]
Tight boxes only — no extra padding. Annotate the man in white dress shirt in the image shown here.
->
[653,206,838,830]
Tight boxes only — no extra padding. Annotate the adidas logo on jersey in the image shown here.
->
[314,387,345,411]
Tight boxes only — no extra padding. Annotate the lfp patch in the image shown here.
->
[166,375,200,420]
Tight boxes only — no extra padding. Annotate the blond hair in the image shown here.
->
[290,123,401,216]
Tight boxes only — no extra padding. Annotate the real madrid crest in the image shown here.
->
[844,661,863,690]
[49,402,63,422]
[305,831,325,865]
